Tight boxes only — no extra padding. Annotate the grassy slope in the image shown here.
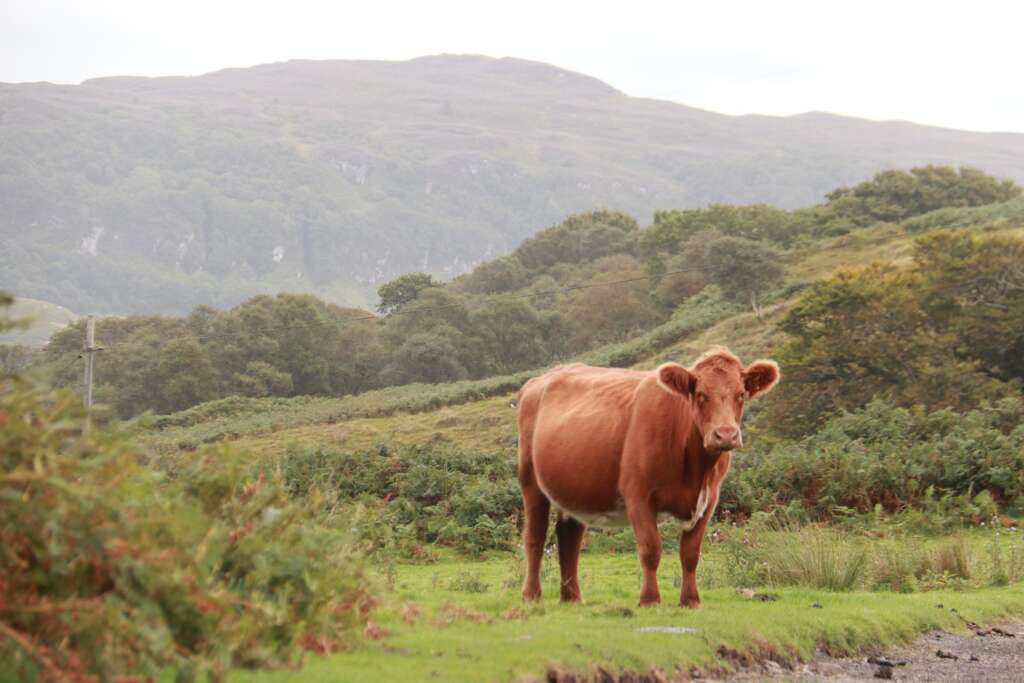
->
[0,297,77,347]
[229,539,1024,683]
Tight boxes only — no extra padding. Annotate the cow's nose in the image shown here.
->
[712,427,740,447]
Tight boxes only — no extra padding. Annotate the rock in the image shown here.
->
[637,626,700,635]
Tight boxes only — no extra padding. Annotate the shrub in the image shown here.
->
[0,377,371,682]
[279,443,521,554]
[725,399,1024,519]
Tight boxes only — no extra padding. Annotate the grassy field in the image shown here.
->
[224,527,1024,683]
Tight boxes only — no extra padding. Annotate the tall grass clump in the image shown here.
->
[758,527,868,591]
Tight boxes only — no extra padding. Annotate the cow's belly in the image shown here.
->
[541,481,714,531]
[558,499,631,528]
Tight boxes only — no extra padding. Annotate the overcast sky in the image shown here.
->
[3,0,1022,133]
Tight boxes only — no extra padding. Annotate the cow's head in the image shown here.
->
[656,348,779,454]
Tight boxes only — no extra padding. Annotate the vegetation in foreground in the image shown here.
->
[0,378,372,682]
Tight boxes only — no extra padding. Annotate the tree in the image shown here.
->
[700,236,784,318]
[513,210,638,271]
[384,327,469,385]
[822,166,1021,228]
[768,263,1014,437]
[154,336,219,412]
[469,296,548,373]
[376,273,436,315]
[561,255,659,349]
[456,256,528,295]
[915,230,1024,382]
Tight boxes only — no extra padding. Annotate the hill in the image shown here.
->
[0,296,77,346]
[3,55,1024,314]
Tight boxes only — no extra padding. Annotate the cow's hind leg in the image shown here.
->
[519,465,551,602]
[555,514,585,602]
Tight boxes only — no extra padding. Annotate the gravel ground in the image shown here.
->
[722,620,1024,682]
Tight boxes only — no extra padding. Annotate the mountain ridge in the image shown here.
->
[3,54,1024,314]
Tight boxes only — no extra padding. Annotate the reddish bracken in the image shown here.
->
[517,347,779,608]
[363,622,389,640]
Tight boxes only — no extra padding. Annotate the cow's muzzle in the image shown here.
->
[707,426,742,453]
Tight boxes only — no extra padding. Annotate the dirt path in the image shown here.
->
[727,619,1024,682]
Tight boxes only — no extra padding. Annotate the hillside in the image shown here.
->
[0,296,77,346]
[3,55,1024,314]
[140,199,1024,458]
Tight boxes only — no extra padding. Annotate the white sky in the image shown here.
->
[2,0,1022,133]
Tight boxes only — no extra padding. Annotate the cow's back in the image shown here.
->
[519,364,647,519]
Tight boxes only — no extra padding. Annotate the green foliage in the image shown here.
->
[699,236,784,317]
[377,273,436,315]
[278,443,520,555]
[768,230,1024,436]
[724,398,1024,519]
[0,377,371,681]
[0,344,40,376]
[904,194,1024,233]
[825,166,1021,227]
[642,204,809,253]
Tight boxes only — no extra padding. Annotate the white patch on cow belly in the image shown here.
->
[679,485,710,532]
[566,507,631,528]
[535,474,630,528]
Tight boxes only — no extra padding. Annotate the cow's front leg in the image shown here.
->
[627,500,662,606]
[679,495,715,608]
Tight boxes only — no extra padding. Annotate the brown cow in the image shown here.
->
[516,347,779,607]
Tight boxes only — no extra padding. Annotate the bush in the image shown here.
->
[725,399,1024,519]
[279,443,521,555]
[0,377,372,681]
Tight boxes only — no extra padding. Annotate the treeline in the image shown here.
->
[29,165,1021,418]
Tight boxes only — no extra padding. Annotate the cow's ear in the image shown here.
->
[656,362,695,397]
[743,360,780,398]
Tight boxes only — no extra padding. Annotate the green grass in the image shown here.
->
[226,544,1024,683]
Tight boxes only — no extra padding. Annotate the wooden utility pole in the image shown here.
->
[82,316,97,429]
